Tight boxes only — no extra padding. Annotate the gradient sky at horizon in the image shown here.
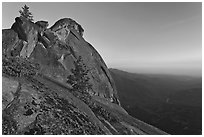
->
[2,2,202,76]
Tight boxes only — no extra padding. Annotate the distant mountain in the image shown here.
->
[109,68,202,135]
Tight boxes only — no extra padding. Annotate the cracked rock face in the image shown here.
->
[2,16,167,135]
[50,18,84,37]
[5,16,120,104]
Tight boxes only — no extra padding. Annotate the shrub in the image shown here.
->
[67,56,92,94]
[19,5,34,22]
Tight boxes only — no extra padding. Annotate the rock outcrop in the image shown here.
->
[9,17,119,104]
[2,16,167,135]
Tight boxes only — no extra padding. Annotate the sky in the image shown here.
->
[2,2,202,76]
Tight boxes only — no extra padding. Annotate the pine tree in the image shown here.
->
[67,56,92,94]
[19,5,34,22]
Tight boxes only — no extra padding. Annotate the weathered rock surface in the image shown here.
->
[35,20,49,30]
[2,77,19,110]
[2,16,167,135]
[8,17,119,104]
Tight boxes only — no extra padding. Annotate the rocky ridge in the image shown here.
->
[2,16,167,135]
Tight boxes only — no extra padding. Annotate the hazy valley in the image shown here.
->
[110,68,202,135]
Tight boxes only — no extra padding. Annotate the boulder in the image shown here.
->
[11,17,39,58]
[35,21,49,30]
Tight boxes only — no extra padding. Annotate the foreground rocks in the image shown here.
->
[2,16,167,135]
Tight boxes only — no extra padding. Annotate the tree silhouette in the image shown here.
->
[67,56,92,94]
[19,5,34,22]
